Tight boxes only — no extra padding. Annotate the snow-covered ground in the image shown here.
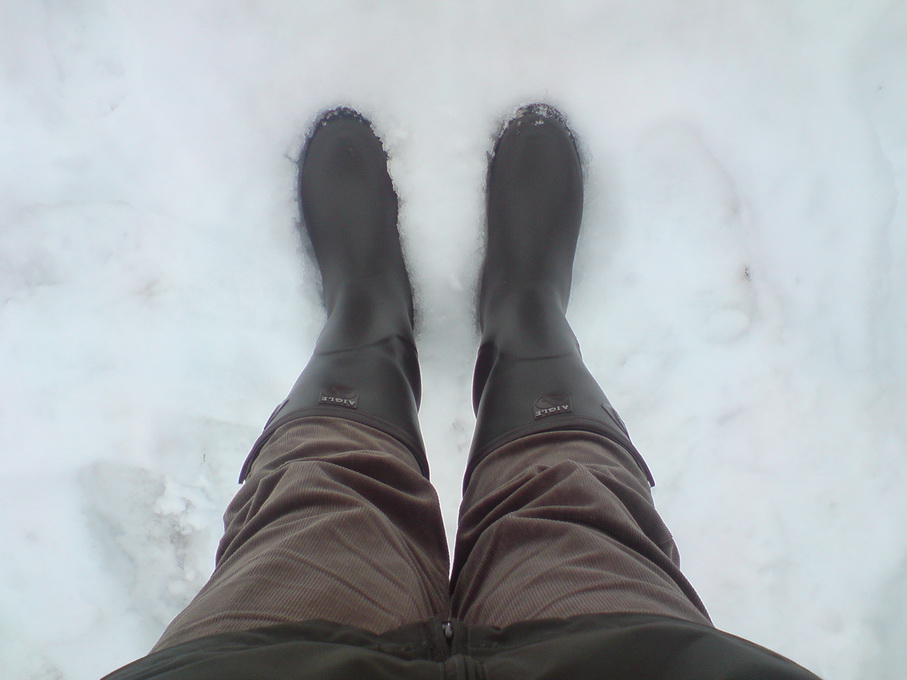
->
[1,2,905,678]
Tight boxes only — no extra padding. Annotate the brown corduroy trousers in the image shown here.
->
[151,416,711,653]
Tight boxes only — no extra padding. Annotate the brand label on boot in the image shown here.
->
[320,386,359,409]
[534,393,572,419]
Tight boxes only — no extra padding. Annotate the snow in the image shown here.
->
[1,1,905,678]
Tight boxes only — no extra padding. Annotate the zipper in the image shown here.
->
[440,620,482,680]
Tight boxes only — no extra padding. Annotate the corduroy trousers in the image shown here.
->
[151,416,711,653]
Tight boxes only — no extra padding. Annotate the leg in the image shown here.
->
[451,105,708,626]
[153,108,449,650]
[154,417,448,651]
[452,429,709,626]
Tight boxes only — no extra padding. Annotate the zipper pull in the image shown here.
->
[442,620,454,642]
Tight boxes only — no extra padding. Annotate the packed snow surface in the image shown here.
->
[1,2,906,679]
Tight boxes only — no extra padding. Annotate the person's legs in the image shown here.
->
[451,105,709,627]
[152,108,449,651]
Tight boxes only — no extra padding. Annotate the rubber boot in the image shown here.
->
[239,108,427,483]
[466,104,654,489]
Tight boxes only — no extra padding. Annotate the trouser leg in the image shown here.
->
[152,416,449,652]
[451,429,710,627]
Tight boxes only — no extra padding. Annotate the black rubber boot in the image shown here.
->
[467,104,654,488]
[239,108,427,482]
